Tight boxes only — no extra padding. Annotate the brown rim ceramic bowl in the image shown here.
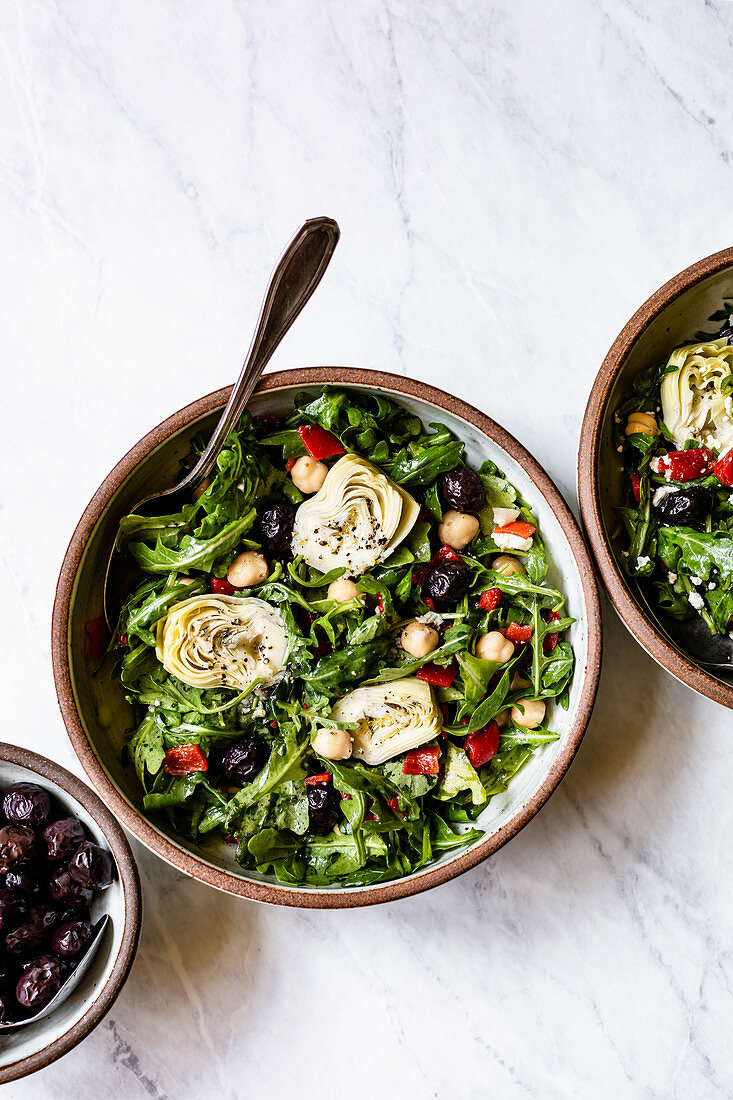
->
[53,368,602,908]
[0,743,141,1083]
[579,246,733,710]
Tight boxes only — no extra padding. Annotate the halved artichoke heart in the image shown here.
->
[661,338,733,452]
[291,454,419,577]
[155,594,289,691]
[331,677,442,766]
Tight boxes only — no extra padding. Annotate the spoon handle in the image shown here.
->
[182,216,340,492]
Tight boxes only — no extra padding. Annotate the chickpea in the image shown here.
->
[291,455,328,494]
[400,621,440,658]
[475,631,515,663]
[492,554,526,578]
[193,477,211,501]
[312,727,353,761]
[438,510,480,550]
[511,697,546,729]
[327,578,362,603]
[625,412,659,437]
[227,551,268,588]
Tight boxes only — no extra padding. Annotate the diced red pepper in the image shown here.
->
[365,810,380,822]
[502,621,533,644]
[412,565,429,587]
[286,457,297,472]
[630,472,641,504]
[713,450,733,487]
[493,520,536,540]
[416,662,457,687]
[431,544,461,565]
[388,796,406,816]
[657,448,714,481]
[464,721,500,768]
[376,593,385,615]
[659,560,668,574]
[163,744,208,776]
[478,588,503,611]
[85,617,110,660]
[118,633,129,648]
[305,772,332,786]
[211,576,236,595]
[402,746,441,775]
[296,424,345,460]
[543,609,561,654]
[269,720,278,730]
[417,504,431,520]
[424,597,436,612]
[340,791,352,801]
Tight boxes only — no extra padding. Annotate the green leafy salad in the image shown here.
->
[112,386,574,887]
[617,303,733,637]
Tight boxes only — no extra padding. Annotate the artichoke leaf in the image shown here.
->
[660,338,733,452]
[330,677,442,766]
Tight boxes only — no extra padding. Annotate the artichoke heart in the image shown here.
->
[155,594,289,691]
[291,454,419,577]
[330,677,442,765]
[660,338,733,452]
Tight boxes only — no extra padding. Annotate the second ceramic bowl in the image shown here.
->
[53,368,602,907]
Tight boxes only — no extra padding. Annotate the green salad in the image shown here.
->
[617,303,733,637]
[112,386,574,887]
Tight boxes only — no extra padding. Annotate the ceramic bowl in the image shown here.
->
[53,368,602,907]
[0,743,140,1083]
[578,246,733,710]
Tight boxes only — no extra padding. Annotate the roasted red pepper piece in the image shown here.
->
[493,520,536,540]
[305,772,332,786]
[464,721,500,768]
[630,472,641,504]
[164,744,208,776]
[402,746,440,775]
[431,544,461,565]
[502,622,533,644]
[388,796,406,816]
[657,448,714,481]
[412,565,429,587]
[85,617,110,660]
[477,587,503,611]
[416,662,457,687]
[424,597,436,613]
[286,457,297,472]
[211,576,236,595]
[713,450,733,486]
[296,424,345,460]
[376,593,385,615]
[543,609,561,654]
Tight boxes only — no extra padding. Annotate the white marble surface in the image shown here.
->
[2,0,733,1095]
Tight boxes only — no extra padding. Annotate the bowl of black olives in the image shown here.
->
[0,744,140,1083]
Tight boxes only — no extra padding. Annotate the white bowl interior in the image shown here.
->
[0,760,127,1072]
[68,382,592,894]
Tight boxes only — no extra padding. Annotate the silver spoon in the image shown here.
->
[103,216,340,630]
[635,584,733,672]
[0,914,110,1031]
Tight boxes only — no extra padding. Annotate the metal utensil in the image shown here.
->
[658,609,733,671]
[103,216,340,629]
[0,914,110,1031]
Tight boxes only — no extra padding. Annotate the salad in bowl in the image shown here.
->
[110,386,575,888]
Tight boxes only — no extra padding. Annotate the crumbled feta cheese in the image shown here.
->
[708,582,716,590]
[492,506,520,527]
[415,612,442,628]
[690,575,703,586]
[636,555,651,569]
[667,572,677,583]
[653,485,677,506]
[688,591,704,610]
[493,531,533,552]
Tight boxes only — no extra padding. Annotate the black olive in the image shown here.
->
[16,955,62,1011]
[423,560,470,607]
[51,919,92,958]
[0,888,28,932]
[655,486,712,529]
[6,911,45,956]
[36,904,61,934]
[257,502,296,559]
[307,784,341,834]
[68,842,114,891]
[43,817,86,862]
[220,735,269,785]
[0,991,15,1022]
[48,869,93,909]
[439,466,486,514]
[0,825,36,873]
[2,784,51,828]
[4,865,44,899]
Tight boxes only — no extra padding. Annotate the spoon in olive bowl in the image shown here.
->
[103,216,340,631]
[0,914,110,1031]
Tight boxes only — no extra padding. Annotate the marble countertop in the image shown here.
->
[3,0,733,1095]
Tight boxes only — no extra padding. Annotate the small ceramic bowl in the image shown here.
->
[579,246,733,710]
[53,368,602,907]
[0,743,140,1083]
